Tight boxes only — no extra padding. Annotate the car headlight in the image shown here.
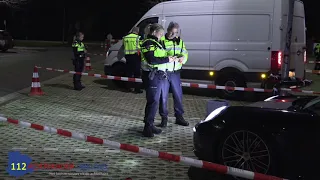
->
[200,106,227,123]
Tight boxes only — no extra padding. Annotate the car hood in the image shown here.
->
[247,95,297,110]
[248,101,293,110]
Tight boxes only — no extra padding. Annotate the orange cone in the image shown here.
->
[29,66,44,96]
[85,56,92,70]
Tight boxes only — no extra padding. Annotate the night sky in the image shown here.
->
[0,0,317,41]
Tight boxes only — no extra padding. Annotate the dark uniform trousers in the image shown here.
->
[125,54,141,89]
[143,70,169,126]
[159,71,184,118]
[73,55,85,87]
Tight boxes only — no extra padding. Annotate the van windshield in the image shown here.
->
[136,17,158,39]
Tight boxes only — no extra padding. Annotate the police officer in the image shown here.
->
[158,22,189,127]
[123,27,143,93]
[140,23,176,137]
[72,32,86,90]
[314,43,320,70]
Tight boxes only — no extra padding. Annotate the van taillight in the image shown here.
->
[271,51,282,71]
[304,51,307,63]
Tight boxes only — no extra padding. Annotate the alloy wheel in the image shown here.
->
[221,130,271,179]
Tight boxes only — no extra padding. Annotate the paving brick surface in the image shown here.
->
[0,62,249,180]
[0,57,318,179]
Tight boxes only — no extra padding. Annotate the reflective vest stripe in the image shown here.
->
[72,42,85,52]
[162,38,188,71]
[165,47,188,54]
[141,39,167,71]
[123,34,140,55]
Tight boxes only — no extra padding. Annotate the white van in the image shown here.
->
[104,0,306,97]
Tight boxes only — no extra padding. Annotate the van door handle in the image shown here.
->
[267,47,271,51]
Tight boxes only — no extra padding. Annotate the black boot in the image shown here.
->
[151,125,162,134]
[158,117,168,128]
[175,116,189,126]
[74,83,82,91]
[142,124,154,137]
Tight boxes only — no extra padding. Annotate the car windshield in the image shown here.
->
[303,96,320,109]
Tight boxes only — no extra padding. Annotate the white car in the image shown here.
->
[105,0,307,98]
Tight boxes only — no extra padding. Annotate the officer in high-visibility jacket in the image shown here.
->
[72,32,86,90]
[140,23,176,137]
[314,44,320,70]
[123,27,143,93]
[158,22,189,127]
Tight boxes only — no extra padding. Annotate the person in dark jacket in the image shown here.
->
[72,32,86,90]
[140,23,176,137]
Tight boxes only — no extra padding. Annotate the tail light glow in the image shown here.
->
[277,51,282,65]
[304,51,307,63]
[271,51,282,71]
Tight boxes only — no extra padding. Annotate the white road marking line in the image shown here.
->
[12,147,28,150]
[58,115,70,117]
[43,148,59,151]
[73,148,90,152]
[105,149,120,153]
[79,115,92,118]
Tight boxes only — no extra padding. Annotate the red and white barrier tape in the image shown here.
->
[0,116,286,180]
[305,69,320,74]
[308,61,320,64]
[35,66,320,95]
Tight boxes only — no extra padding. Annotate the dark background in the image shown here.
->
[0,0,317,42]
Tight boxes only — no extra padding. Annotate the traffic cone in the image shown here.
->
[29,66,44,96]
[85,56,92,70]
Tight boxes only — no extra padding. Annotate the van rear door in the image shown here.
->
[290,1,306,79]
[282,0,306,79]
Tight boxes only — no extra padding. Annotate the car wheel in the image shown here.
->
[216,129,279,180]
[216,73,246,100]
[111,62,127,88]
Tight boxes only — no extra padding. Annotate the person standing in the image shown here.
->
[72,32,86,90]
[158,22,189,127]
[123,27,143,93]
[140,23,176,137]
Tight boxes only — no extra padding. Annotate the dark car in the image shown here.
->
[192,95,320,180]
[0,30,14,52]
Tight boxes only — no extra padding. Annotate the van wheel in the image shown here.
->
[216,73,246,100]
[111,62,127,88]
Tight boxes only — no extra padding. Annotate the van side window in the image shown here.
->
[136,17,159,39]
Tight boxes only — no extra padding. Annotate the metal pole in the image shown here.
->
[281,0,295,80]
[62,7,66,44]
